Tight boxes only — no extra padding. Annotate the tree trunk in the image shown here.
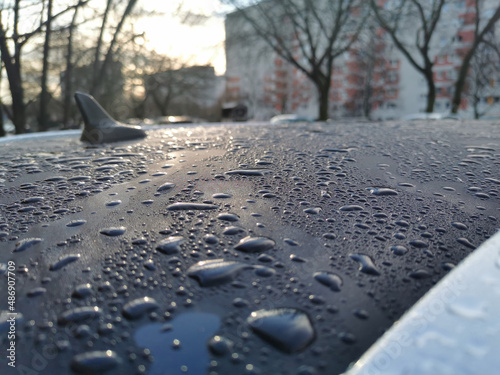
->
[424,70,436,113]
[0,64,4,137]
[316,78,331,121]
[0,8,26,134]
[0,103,4,137]
[63,2,81,129]
[451,48,474,114]
[39,0,53,132]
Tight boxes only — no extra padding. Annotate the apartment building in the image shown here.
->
[225,0,500,120]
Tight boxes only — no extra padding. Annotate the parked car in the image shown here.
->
[402,112,461,120]
[270,114,315,124]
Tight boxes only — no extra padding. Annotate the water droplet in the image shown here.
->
[66,220,87,227]
[27,287,47,297]
[340,205,364,212]
[369,188,398,196]
[208,335,234,356]
[456,237,475,249]
[235,236,275,253]
[447,297,487,319]
[391,245,408,255]
[247,308,315,353]
[254,265,276,277]
[100,227,126,236]
[217,213,239,222]
[187,259,249,287]
[204,234,219,244]
[451,222,468,230]
[122,297,159,320]
[284,238,299,246]
[313,272,343,291]
[212,193,232,199]
[50,254,81,271]
[166,202,218,211]
[105,200,121,207]
[14,238,43,252]
[73,284,93,298]
[59,306,101,325]
[0,311,23,334]
[222,226,246,235]
[304,207,321,215]
[349,254,380,276]
[71,350,120,373]
[226,169,270,176]
[408,269,432,279]
[157,182,175,192]
[156,236,186,254]
[409,240,428,248]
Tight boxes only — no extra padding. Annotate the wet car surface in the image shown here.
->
[0,119,498,374]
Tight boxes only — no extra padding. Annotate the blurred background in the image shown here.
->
[0,0,499,136]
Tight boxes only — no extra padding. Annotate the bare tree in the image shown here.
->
[466,33,500,118]
[0,0,89,134]
[62,0,85,129]
[370,0,447,113]
[344,25,390,119]
[38,0,53,131]
[451,2,500,114]
[90,0,139,100]
[0,62,4,137]
[223,0,367,120]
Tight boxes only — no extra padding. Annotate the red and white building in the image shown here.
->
[224,0,500,120]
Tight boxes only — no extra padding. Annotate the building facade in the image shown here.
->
[225,0,500,120]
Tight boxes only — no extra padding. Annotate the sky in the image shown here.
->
[135,0,230,75]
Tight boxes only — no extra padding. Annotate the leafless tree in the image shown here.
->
[466,32,500,118]
[370,0,447,113]
[38,0,53,131]
[90,0,139,100]
[223,0,367,120]
[0,0,89,134]
[451,2,500,113]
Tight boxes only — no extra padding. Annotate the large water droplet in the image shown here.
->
[340,205,364,212]
[59,306,101,325]
[235,236,275,253]
[247,308,315,353]
[349,254,380,276]
[156,236,186,254]
[456,237,475,249]
[226,169,270,176]
[369,188,398,196]
[223,226,245,235]
[122,297,159,320]
[14,238,43,252]
[66,220,87,227]
[187,259,249,286]
[313,272,343,291]
[451,222,468,230]
[217,213,239,222]
[166,202,218,211]
[212,193,232,199]
[50,254,81,271]
[71,350,120,373]
[100,227,126,236]
[391,245,408,256]
[157,182,175,192]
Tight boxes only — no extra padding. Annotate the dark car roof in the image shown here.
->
[0,118,498,374]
